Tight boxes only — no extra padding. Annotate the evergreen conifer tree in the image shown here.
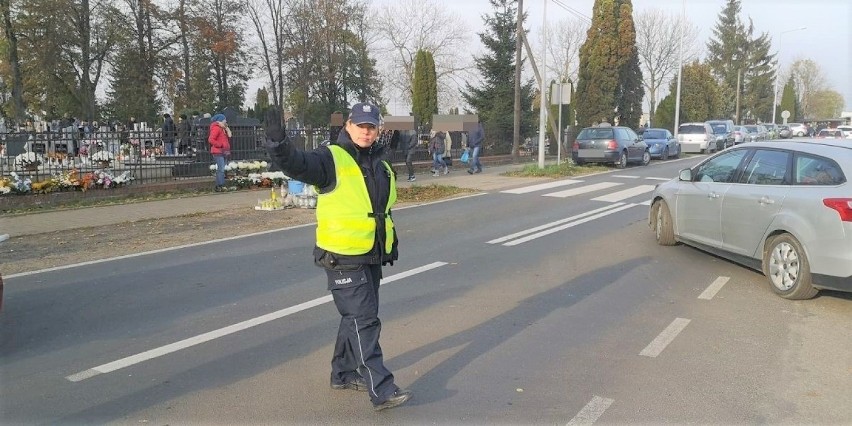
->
[575,0,644,128]
[411,50,437,129]
[706,1,744,117]
[462,0,535,153]
[779,77,798,122]
[104,46,160,123]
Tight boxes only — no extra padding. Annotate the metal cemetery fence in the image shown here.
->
[0,127,459,189]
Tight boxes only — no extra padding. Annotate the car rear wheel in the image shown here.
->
[796,131,804,137]
[616,150,628,168]
[762,234,818,300]
[641,150,651,166]
[651,200,676,246]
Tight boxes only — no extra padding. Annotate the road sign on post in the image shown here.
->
[781,110,790,125]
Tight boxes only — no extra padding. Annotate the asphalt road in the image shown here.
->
[2,156,851,424]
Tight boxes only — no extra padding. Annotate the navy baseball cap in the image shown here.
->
[348,102,381,126]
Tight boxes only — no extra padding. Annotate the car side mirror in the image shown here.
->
[678,168,692,182]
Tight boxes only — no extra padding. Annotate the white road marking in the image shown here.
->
[698,276,730,300]
[544,182,623,198]
[7,193,484,280]
[638,199,652,206]
[612,175,640,179]
[591,185,656,203]
[503,204,637,246]
[66,262,447,382]
[566,395,615,425]
[645,177,671,181]
[487,204,623,245]
[501,179,583,194]
[639,318,691,358]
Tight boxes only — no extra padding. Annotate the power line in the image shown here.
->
[550,0,592,24]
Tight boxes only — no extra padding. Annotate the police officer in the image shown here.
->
[264,102,412,412]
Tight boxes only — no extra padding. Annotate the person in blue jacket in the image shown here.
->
[264,102,412,412]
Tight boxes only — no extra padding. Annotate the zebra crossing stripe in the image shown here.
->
[544,182,623,198]
[591,185,656,203]
[501,179,583,194]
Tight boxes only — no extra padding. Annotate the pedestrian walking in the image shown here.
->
[442,131,453,173]
[263,102,412,412]
[208,113,231,191]
[429,130,447,176]
[404,129,418,182]
[467,121,484,174]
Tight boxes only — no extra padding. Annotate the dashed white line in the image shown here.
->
[501,179,583,194]
[698,276,730,300]
[612,175,640,179]
[66,262,448,382]
[645,177,671,181]
[487,204,623,245]
[566,395,615,425]
[502,203,637,246]
[639,318,691,358]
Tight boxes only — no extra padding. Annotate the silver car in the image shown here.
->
[649,140,852,299]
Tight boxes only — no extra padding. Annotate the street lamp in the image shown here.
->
[673,0,684,139]
[772,26,806,124]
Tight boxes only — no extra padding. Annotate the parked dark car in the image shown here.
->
[642,128,680,160]
[743,125,766,142]
[707,120,735,150]
[778,125,792,139]
[572,125,650,168]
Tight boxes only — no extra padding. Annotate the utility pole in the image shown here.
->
[537,0,547,169]
[735,69,741,124]
[513,0,523,163]
[522,34,559,148]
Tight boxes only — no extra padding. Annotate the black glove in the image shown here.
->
[263,107,286,146]
[263,107,291,160]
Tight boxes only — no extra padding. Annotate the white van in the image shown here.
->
[678,122,715,153]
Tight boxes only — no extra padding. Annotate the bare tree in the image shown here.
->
[634,9,698,117]
[788,58,827,120]
[538,16,588,84]
[374,0,471,112]
[246,0,289,108]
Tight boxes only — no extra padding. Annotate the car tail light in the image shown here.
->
[823,198,852,222]
[606,140,618,150]
[572,141,579,151]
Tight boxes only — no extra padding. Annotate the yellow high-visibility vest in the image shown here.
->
[316,145,397,255]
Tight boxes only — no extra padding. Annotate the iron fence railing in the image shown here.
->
[0,127,493,188]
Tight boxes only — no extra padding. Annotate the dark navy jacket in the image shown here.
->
[267,130,399,267]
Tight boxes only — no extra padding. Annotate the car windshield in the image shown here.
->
[643,130,667,139]
[710,124,728,134]
[679,125,705,134]
[745,126,758,132]
[577,128,614,139]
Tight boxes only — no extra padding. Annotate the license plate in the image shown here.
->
[578,149,606,158]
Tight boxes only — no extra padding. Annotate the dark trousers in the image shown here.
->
[405,151,415,178]
[327,264,398,404]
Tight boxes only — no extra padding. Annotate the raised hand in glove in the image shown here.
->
[263,106,292,160]
[264,106,286,145]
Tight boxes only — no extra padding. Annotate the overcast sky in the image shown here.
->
[369,0,851,116]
